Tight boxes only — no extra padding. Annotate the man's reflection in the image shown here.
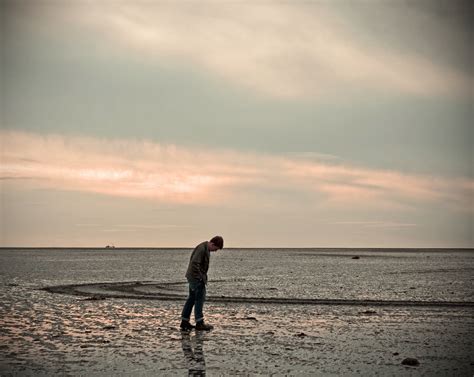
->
[181,331,206,376]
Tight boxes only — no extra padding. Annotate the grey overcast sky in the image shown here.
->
[1,0,473,247]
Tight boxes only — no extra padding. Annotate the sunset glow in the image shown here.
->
[2,131,472,212]
[2,1,472,247]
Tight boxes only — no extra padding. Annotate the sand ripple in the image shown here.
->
[42,281,474,308]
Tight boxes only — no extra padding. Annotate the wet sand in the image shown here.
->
[43,280,474,308]
[1,248,473,375]
[1,281,473,376]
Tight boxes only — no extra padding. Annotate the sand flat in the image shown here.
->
[1,248,473,375]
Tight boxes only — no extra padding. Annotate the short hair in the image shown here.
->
[210,236,224,249]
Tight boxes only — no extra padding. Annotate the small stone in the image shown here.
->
[401,357,420,366]
[295,332,307,337]
[359,310,377,315]
[244,316,258,321]
[352,256,360,259]
[83,295,106,301]
[393,352,399,356]
[103,325,116,330]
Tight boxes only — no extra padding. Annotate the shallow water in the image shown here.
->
[1,248,473,375]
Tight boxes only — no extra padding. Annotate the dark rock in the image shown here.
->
[393,352,399,356]
[401,357,420,366]
[103,325,116,330]
[295,332,307,337]
[244,316,258,321]
[359,310,377,315]
[409,287,416,290]
[352,256,360,259]
[7,283,19,287]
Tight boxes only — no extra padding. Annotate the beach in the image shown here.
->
[3,2,473,375]
[1,248,473,376]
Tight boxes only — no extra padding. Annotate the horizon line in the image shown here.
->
[0,246,472,251]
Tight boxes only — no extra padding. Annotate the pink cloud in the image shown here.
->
[1,131,472,212]
[281,158,471,211]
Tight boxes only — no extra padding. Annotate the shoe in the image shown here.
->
[180,320,194,331]
[195,321,213,331]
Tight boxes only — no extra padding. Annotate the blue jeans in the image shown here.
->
[181,280,206,323]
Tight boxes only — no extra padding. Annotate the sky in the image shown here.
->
[1,0,473,248]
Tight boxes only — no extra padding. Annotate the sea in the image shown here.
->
[1,248,473,376]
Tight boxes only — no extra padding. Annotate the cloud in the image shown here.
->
[63,1,473,99]
[329,221,417,228]
[1,131,472,213]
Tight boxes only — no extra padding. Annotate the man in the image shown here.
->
[180,236,224,331]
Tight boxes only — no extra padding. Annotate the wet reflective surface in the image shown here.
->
[181,331,206,376]
[1,248,473,375]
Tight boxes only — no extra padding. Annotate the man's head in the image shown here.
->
[208,236,224,251]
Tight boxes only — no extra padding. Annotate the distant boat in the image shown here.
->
[105,245,115,249]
